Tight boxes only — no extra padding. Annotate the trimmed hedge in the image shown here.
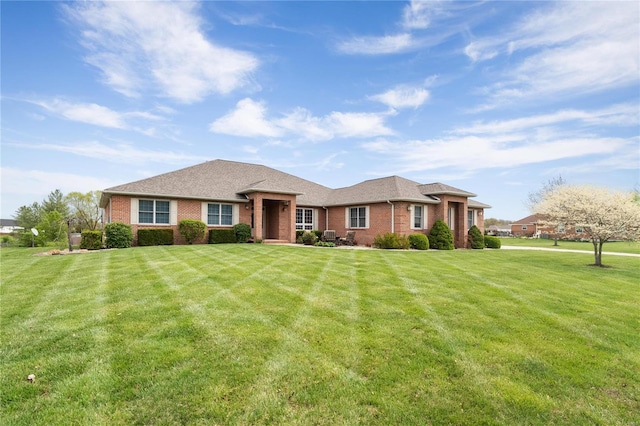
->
[429,219,454,250]
[468,225,484,249]
[373,233,410,250]
[179,219,206,244]
[233,223,252,243]
[484,235,501,249]
[105,222,133,249]
[138,229,174,246]
[80,230,103,250]
[409,233,429,250]
[209,229,236,244]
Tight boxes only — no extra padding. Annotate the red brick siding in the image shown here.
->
[105,195,256,245]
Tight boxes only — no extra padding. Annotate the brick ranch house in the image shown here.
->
[100,159,491,248]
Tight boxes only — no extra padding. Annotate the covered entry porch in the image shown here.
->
[244,191,299,243]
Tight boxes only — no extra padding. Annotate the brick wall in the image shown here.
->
[105,195,256,245]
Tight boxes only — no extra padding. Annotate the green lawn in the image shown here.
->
[1,245,638,425]
[500,237,640,254]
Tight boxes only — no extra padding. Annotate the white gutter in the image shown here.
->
[387,200,394,233]
[322,206,328,229]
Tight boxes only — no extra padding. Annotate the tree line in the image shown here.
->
[11,190,101,246]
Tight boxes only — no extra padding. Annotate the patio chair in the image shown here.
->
[322,230,337,243]
[339,231,356,246]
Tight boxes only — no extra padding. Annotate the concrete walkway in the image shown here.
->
[501,245,640,257]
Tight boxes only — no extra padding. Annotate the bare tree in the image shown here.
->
[66,191,102,231]
[527,175,565,212]
[534,185,640,267]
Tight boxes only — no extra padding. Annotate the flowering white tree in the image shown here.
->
[534,185,640,267]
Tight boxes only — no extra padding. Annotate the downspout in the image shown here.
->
[322,206,328,230]
[387,200,394,233]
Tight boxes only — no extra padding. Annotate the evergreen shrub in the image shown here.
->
[429,219,454,250]
[233,223,252,243]
[209,229,236,244]
[373,233,410,249]
[178,219,206,244]
[408,233,429,250]
[80,230,103,250]
[484,235,501,249]
[314,241,335,247]
[468,225,484,249]
[138,229,174,246]
[301,230,317,245]
[105,222,133,248]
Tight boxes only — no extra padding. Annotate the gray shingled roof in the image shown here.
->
[101,159,331,207]
[419,182,477,197]
[325,176,441,206]
[468,199,492,209]
[101,159,490,209]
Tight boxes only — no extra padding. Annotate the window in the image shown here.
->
[296,208,314,230]
[468,210,475,229]
[575,226,583,234]
[350,207,367,228]
[412,205,424,229]
[208,203,233,226]
[557,223,565,233]
[447,206,455,230]
[139,200,170,224]
[522,225,528,230]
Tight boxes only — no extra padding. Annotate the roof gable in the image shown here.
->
[419,182,477,197]
[325,176,440,206]
[102,160,331,206]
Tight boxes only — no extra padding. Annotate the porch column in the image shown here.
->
[253,196,263,240]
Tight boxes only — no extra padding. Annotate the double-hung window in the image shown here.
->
[412,205,424,229]
[349,207,367,228]
[467,210,475,229]
[208,203,233,226]
[296,208,314,230]
[139,200,170,224]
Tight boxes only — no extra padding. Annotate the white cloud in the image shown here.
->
[12,141,201,165]
[209,98,282,138]
[33,99,127,129]
[63,1,259,103]
[30,99,166,134]
[370,84,430,109]
[454,103,640,135]
[325,111,394,138]
[466,2,639,107]
[364,135,630,173]
[210,98,394,141]
[363,104,638,174]
[402,0,449,30]
[336,33,415,55]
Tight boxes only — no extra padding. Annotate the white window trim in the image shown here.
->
[345,206,369,229]
[448,206,455,230]
[131,198,176,225]
[296,207,316,230]
[410,205,427,230]
[202,202,238,227]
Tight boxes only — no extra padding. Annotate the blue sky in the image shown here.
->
[2,1,638,221]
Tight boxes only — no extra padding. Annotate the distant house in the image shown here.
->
[487,225,511,236]
[510,214,553,237]
[100,159,491,248]
[0,219,23,235]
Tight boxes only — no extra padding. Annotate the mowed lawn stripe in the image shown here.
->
[1,245,638,425]
[425,250,639,423]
